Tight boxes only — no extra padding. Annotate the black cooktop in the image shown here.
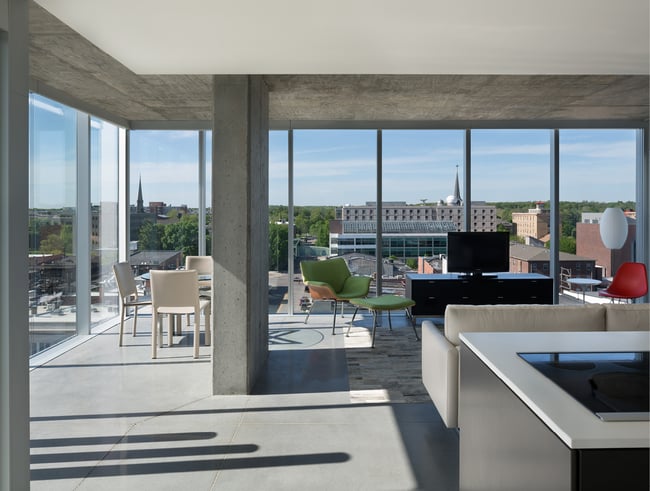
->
[518,351,649,421]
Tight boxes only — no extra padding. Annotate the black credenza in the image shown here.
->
[406,272,553,317]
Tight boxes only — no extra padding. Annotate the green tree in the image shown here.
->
[40,233,65,254]
[39,224,73,255]
[559,235,576,254]
[161,214,199,256]
[138,220,163,250]
[269,223,289,271]
[316,222,330,247]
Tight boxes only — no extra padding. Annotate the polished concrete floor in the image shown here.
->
[30,313,459,490]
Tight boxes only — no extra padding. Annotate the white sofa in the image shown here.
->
[422,303,650,428]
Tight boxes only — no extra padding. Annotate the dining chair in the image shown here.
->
[150,270,211,359]
[185,255,213,323]
[599,262,648,303]
[113,262,152,347]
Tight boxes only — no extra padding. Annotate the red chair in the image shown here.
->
[599,262,648,302]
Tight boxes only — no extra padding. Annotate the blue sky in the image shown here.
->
[29,94,638,209]
[270,128,638,206]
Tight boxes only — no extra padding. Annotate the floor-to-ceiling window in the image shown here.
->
[560,129,638,280]
[90,117,119,327]
[382,130,464,280]
[128,130,206,278]
[28,94,78,355]
[470,129,550,276]
[269,125,646,312]
[268,130,290,314]
[293,129,377,311]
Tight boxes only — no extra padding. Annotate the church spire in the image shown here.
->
[136,175,144,213]
[452,165,462,205]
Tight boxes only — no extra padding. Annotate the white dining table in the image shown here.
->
[567,277,601,303]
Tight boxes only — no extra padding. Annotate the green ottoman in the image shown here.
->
[348,295,419,348]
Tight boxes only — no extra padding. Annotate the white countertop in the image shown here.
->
[459,331,650,449]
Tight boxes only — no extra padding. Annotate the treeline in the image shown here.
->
[269,205,335,243]
[269,205,336,271]
[138,214,210,257]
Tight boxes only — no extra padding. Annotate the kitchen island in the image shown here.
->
[458,331,649,491]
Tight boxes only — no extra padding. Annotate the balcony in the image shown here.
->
[29,312,458,490]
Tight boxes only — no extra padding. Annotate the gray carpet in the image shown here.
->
[344,320,431,403]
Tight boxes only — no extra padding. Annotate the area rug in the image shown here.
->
[344,319,431,404]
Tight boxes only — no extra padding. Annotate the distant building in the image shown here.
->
[331,170,497,260]
[576,212,636,278]
[337,168,497,232]
[129,176,193,242]
[339,201,497,232]
[509,243,598,279]
[129,250,183,276]
[330,220,455,259]
[512,202,550,240]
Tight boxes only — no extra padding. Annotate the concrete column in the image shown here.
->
[0,0,31,489]
[211,75,269,394]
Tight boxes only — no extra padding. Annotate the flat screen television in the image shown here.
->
[446,231,510,276]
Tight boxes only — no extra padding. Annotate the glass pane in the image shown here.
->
[90,118,119,327]
[470,130,550,274]
[29,94,78,355]
[560,129,637,290]
[382,130,464,279]
[295,129,376,312]
[268,131,289,314]
[129,130,199,277]
[204,130,212,256]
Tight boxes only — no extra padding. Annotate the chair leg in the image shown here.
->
[406,308,420,340]
[168,314,174,348]
[194,307,200,359]
[304,300,316,324]
[133,305,138,337]
[204,308,211,346]
[119,305,126,347]
[346,307,360,337]
[371,310,378,348]
[151,311,158,359]
[332,300,338,335]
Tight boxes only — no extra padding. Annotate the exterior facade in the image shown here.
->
[330,219,455,259]
[509,243,599,279]
[339,201,497,232]
[512,202,550,240]
[576,212,637,278]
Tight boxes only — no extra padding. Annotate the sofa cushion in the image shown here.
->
[605,303,650,331]
[444,304,607,346]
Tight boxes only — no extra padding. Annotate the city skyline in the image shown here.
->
[131,127,639,208]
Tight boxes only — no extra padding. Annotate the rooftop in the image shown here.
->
[342,221,458,234]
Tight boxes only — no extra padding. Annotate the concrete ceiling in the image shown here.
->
[34,0,650,75]
[29,1,650,125]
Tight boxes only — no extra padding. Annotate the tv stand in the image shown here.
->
[406,272,552,318]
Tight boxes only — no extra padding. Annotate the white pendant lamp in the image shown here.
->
[599,207,628,249]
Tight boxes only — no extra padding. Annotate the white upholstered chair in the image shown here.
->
[112,262,151,347]
[150,270,211,359]
[184,255,212,324]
